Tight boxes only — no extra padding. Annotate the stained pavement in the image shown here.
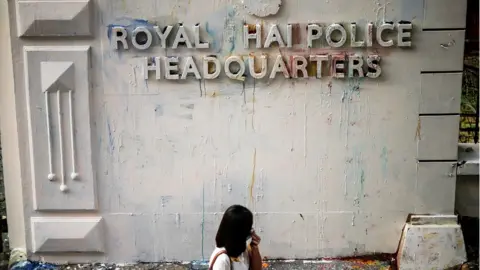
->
[58,259,393,270]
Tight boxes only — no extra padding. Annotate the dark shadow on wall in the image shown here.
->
[0,137,10,268]
[457,0,479,269]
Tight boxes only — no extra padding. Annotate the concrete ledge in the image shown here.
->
[31,217,105,253]
[397,215,467,270]
[410,214,458,225]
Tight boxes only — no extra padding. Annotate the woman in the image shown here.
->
[209,205,263,270]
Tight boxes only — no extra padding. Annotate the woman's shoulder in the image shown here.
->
[209,248,231,268]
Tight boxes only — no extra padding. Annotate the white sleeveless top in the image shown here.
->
[209,247,250,270]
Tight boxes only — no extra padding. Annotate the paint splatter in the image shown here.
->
[415,117,421,140]
[243,0,282,17]
[201,175,205,260]
[360,169,365,195]
[106,118,115,154]
[440,39,456,49]
[204,22,219,53]
[160,196,172,208]
[380,147,388,182]
[249,148,257,204]
[342,78,362,103]
[154,105,164,117]
[374,0,391,24]
[204,6,238,54]
[252,79,256,131]
[224,8,237,54]
[175,213,181,228]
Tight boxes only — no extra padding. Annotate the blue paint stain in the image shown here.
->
[132,18,149,25]
[345,146,367,203]
[154,104,164,116]
[160,196,172,207]
[342,77,363,102]
[205,22,219,53]
[381,146,388,182]
[360,169,365,196]
[225,8,237,53]
[191,260,209,269]
[144,79,149,92]
[203,6,238,54]
[244,57,251,76]
[10,261,57,270]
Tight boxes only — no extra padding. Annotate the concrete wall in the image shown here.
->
[456,144,479,218]
[0,0,467,264]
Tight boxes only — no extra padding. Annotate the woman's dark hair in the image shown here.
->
[215,205,253,257]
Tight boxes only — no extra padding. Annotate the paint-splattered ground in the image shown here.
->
[58,260,393,270]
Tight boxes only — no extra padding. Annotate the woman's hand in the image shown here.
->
[249,230,262,270]
[250,230,261,247]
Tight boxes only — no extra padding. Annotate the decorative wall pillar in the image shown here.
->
[398,0,468,269]
[17,0,104,254]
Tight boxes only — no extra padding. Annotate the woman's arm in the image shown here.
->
[249,231,263,270]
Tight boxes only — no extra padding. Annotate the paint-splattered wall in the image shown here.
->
[4,0,467,264]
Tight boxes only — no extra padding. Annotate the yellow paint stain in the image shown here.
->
[208,90,219,97]
[207,61,216,74]
[260,20,265,40]
[423,232,438,240]
[249,52,264,74]
[247,24,257,34]
[415,117,421,140]
[234,76,246,82]
[307,60,317,77]
[238,54,249,61]
[249,148,257,203]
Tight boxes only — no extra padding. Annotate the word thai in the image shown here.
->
[141,54,381,80]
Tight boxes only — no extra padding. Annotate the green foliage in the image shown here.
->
[460,54,479,143]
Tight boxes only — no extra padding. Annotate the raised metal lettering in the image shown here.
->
[264,24,286,48]
[326,24,347,48]
[307,24,322,48]
[225,56,246,80]
[132,26,153,50]
[172,25,193,49]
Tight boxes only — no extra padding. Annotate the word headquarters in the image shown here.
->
[110,22,413,80]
